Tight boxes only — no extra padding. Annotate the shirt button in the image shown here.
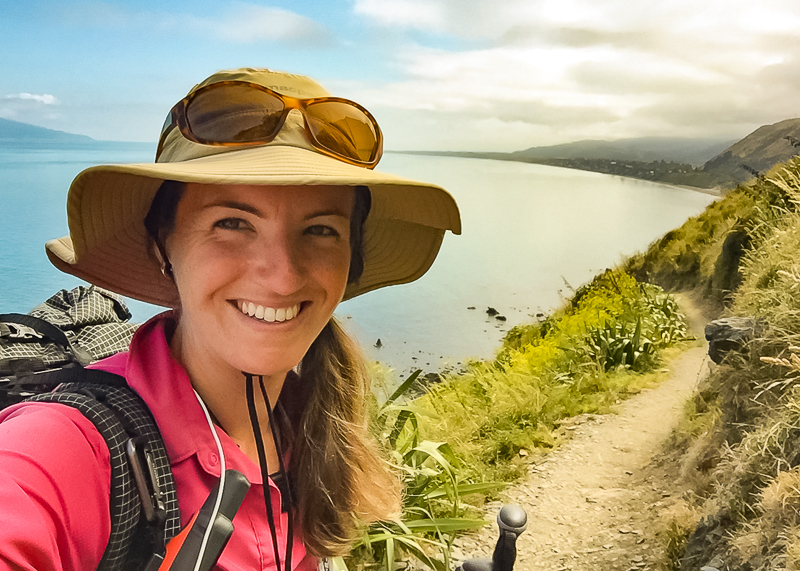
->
[208,453,219,466]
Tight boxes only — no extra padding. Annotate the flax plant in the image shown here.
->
[351,371,503,571]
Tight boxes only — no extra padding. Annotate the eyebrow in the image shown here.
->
[204,201,350,220]
[205,200,262,216]
[304,209,351,220]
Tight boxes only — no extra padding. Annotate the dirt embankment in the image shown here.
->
[454,295,713,571]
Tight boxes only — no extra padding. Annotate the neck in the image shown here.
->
[170,323,287,470]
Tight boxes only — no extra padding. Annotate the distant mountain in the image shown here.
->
[0,117,95,144]
[702,118,800,187]
[400,124,800,191]
[509,137,735,167]
[396,137,736,188]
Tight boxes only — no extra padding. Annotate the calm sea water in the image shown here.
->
[0,144,716,376]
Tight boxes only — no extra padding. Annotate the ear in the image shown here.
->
[151,239,174,279]
[152,241,165,266]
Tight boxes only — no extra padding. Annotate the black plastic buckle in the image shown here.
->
[126,437,168,549]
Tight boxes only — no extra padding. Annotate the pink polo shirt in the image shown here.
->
[0,312,314,571]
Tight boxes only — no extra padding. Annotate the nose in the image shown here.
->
[251,230,306,296]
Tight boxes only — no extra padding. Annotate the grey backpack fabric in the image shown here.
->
[1,285,137,381]
[1,286,180,570]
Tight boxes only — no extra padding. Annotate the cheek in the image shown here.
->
[310,247,351,294]
[171,243,244,302]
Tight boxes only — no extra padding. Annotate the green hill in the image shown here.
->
[702,117,800,187]
[510,137,734,166]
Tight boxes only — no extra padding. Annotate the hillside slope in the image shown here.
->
[702,118,800,187]
[510,137,734,167]
[623,155,800,569]
[0,117,94,144]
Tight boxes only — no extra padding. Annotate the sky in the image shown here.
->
[1,0,800,152]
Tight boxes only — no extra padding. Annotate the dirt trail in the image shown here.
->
[453,295,713,571]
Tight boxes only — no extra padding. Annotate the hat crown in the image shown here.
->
[193,68,331,99]
[157,68,332,164]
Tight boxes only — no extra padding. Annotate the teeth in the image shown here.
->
[238,301,300,324]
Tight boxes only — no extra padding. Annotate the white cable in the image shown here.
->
[192,388,227,571]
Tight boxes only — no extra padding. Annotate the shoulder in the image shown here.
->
[0,400,111,463]
[0,402,111,569]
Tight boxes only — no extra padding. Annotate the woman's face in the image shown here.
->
[166,183,354,378]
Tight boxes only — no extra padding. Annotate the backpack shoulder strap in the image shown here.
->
[25,368,181,571]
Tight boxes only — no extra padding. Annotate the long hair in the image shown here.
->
[294,318,401,555]
[145,181,401,555]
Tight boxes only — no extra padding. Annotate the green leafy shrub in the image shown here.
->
[352,371,503,571]
[413,270,691,483]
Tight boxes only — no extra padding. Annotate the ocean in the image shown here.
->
[0,144,716,376]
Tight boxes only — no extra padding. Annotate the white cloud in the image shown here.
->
[353,0,447,31]
[185,4,333,46]
[58,1,331,46]
[347,0,800,149]
[3,93,59,105]
[0,93,61,122]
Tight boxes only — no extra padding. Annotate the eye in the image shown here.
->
[305,224,340,237]
[214,218,249,231]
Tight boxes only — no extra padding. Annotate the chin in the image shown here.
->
[231,353,302,379]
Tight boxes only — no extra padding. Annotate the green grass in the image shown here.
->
[623,163,795,308]
[637,156,800,569]
[406,271,691,483]
[352,158,800,570]
[355,271,693,569]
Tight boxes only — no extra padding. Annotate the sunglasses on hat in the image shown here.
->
[156,81,384,168]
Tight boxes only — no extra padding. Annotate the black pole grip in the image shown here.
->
[168,470,251,571]
[491,505,527,571]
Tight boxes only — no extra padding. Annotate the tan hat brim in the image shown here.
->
[46,144,461,307]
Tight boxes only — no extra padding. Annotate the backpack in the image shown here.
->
[0,286,181,570]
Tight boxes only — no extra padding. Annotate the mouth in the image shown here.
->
[236,300,302,323]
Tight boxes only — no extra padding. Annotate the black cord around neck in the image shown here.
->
[259,376,294,571]
[244,373,294,571]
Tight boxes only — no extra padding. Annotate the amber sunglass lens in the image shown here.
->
[186,84,285,143]
[305,101,379,163]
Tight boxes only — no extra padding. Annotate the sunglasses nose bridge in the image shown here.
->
[271,108,313,148]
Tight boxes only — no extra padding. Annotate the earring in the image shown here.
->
[161,261,173,279]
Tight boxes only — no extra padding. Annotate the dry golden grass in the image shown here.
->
[651,157,800,568]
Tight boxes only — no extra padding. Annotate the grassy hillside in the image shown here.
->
[624,156,800,569]
[703,118,800,187]
[509,137,733,166]
[359,266,695,569]
[357,155,800,570]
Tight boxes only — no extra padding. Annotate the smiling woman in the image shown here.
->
[0,67,461,571]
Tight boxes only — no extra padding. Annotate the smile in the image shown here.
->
[237,301,301,323]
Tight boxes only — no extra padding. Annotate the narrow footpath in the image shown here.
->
[453,296,712,571]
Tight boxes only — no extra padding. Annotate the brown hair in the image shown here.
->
[295,319,401,555]
[145,180,400,554]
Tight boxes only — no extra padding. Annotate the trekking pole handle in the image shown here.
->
[491,505,527,571]
[455,505,527,571]
[497,504,527,535]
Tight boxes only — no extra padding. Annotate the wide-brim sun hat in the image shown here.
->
[45,67,461,307]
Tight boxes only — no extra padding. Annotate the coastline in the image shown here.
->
[388,150,727,198]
